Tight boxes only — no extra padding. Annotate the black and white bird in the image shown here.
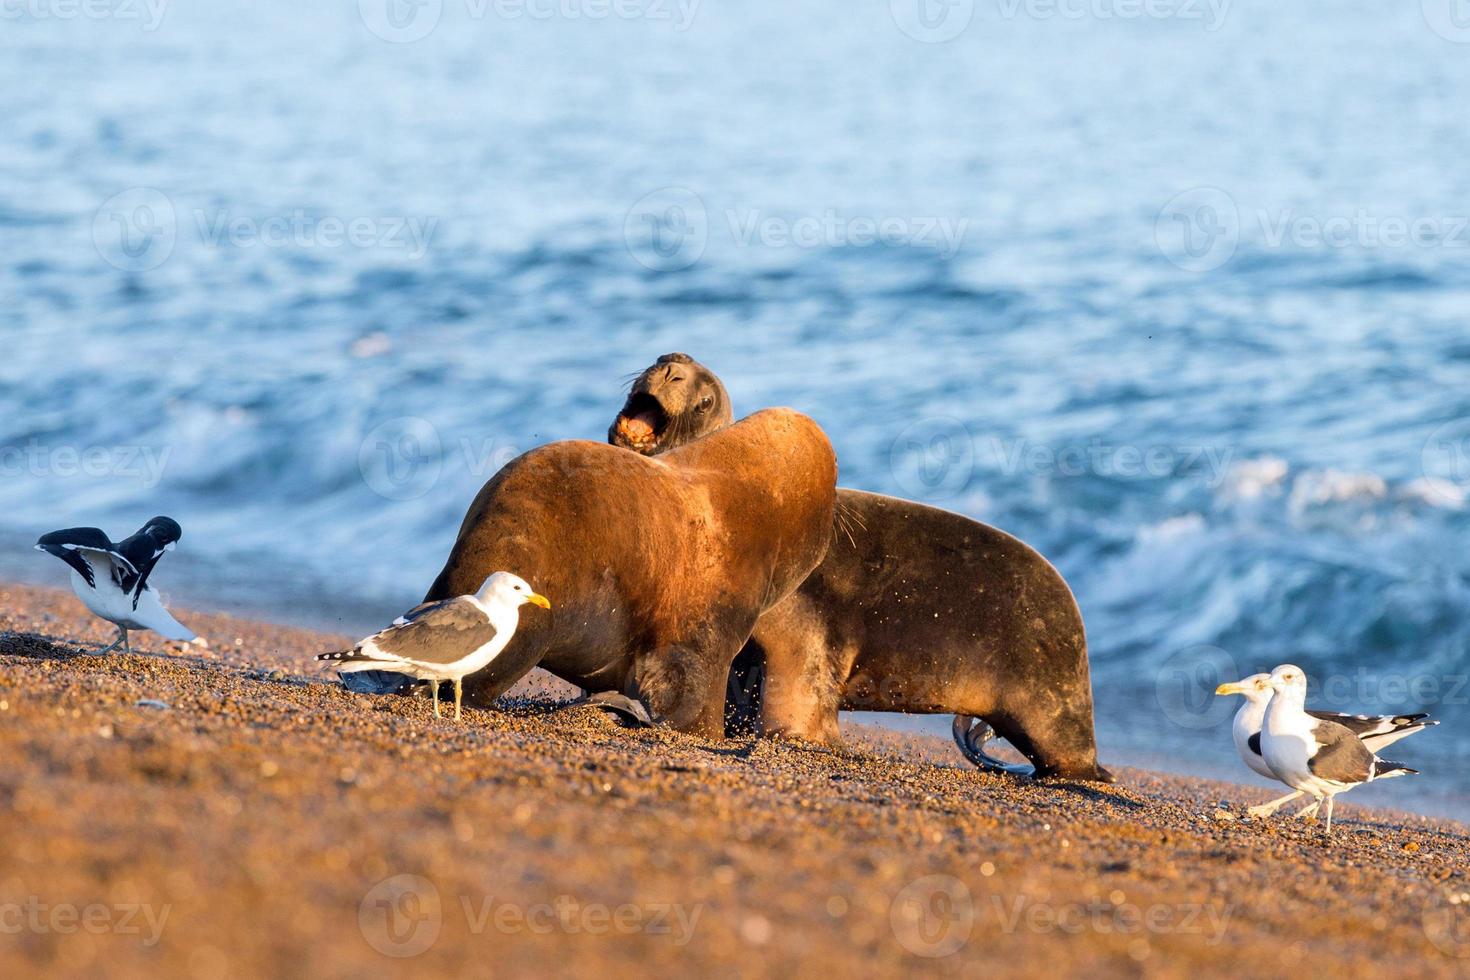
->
[1216,671,1436,818]
[1258,664,1419,834]
[317,571,550,721]
[35,517,199,654]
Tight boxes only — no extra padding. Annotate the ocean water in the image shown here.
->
[3,2,1469,815]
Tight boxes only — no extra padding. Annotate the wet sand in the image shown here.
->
[1,581,1466,978]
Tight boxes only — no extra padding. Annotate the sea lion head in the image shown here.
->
[608,352,732,455]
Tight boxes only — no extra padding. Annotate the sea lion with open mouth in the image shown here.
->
[421,407,837,736]
[610,354,1112,782]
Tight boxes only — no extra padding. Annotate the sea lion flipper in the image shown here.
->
[585,691,657,728]
[952,716,1035,778]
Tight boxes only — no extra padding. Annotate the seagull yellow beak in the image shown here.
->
[526,593,551,610]
[1214,681,1247,696]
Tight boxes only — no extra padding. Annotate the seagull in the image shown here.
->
[1216,672,1436,818]
[1258,664,1419,834]
[317,571,549,721]
[35,516,199,654]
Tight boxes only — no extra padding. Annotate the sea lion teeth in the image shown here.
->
[618,414,655,442]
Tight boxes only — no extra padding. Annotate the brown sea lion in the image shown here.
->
[610,354,1112,782]
[422,407,837,737]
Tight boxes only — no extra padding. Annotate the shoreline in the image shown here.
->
[2,580,1467,977]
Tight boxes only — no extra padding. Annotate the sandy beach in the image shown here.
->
[0,580,1466,979]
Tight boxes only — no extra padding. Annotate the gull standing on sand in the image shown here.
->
[317,571,550,721]
[1216,672,1436,818]
[1258,664,1419,834]
[35,517,200,654]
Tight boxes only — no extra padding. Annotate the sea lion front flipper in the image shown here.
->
[952,716,1035,778]
[585,691,657,727]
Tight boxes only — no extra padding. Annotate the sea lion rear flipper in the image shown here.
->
[952,715,1035,778]
[585,691,657,728]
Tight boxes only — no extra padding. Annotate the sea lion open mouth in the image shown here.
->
[612,392,669,454]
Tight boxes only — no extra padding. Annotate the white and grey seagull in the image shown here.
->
[35,516,200,654]
[318,571,550,721]
[1216,671,1436,818]
[1258,664,1420,835]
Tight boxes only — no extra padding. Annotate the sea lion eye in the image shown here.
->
[697,395,713,413]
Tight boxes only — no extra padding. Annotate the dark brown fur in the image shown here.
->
[426,408,837,738]
[611,355,1111,781]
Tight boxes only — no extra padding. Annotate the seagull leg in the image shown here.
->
[123,629,130,655]
[454,679,463,722]
[97,626,127,655]
[1324,796,1335,836]
[1247,790,1303,818]
[430,679,441,718]
[1297,799,1321,819]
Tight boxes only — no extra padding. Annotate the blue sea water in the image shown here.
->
[3,2,1469,815]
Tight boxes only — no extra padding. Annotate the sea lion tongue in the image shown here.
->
[617,412,656,444]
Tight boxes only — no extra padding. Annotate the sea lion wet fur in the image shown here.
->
[610,354,1111,781]
[425,407,838,738]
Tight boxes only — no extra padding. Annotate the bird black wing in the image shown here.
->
[1306,720,1377,784]
[35,527,134,590]
[1247,732,1262,757]
[369,598,499,666]
[1305,709,1434,753]
[111,529,173,607]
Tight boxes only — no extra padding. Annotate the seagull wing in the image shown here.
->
[35,527,136,589]
[391,599,451,626]
[370,598,499,666]
[1305,719,1378,785]
[1305,709,1436,752]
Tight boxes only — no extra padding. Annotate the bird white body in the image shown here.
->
[1229,695,1277,780]
[1260,693,1345,799]
[66,558,196,641]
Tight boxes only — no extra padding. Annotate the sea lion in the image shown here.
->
[610,354,1112,782]
[422,407,837,737]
